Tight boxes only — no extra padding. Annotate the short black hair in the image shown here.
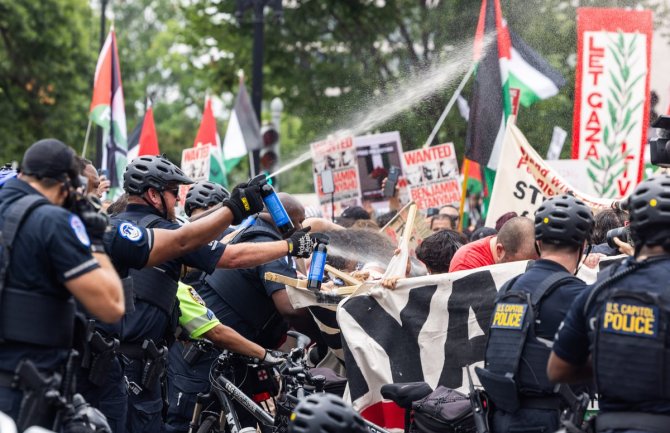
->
[416,229,467,274]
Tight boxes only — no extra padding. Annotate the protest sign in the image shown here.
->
[353,132,404,202]
[402,143,461,210]
[486,123,613,226]
[572,8,653,198]
[379,201,432,253]
[179,146,212,205]
[311,136,361,218]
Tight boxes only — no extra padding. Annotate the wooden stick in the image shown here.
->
[379,200,415,233]
[264,272,308,289]
[398,203,417,252]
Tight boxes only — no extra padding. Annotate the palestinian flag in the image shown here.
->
[127,101,159,162]
[89,29,127,194]
[194,98,226,187]
[465,0,565,190]
[222,79,262,174]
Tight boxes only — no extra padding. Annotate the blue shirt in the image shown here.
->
[553,257,670,414]
[199,218,294,348]
[115,204,226,343]
[0,179,99,373]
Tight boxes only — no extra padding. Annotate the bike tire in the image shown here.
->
[196,415,219,433]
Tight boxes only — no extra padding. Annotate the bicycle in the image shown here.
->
[188,331,326,433]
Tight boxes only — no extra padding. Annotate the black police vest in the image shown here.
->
[202,221,288,348]
[125,214,179,317]
[0,195,76,348]
[483,270,580,396]
[585,261,670,403]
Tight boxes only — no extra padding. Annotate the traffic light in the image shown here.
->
[260,124,279,186]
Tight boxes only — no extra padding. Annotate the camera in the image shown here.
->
[649,115,670,167]
[606,226,632,249]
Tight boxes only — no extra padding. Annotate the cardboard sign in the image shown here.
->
[310,136,361,219]
[486,123,613,226]
[353,132,404,202]
[572,8,653,198]
[181,145,211,182]
[402,143,461,210]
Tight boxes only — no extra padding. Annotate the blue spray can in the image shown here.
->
[307,234,330,291]
[260,183,294,236]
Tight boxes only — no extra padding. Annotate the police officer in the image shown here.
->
[79,175,277,433]
[164,281,284,433]
[195,192,319,430]
[476,195,594,433]
[184,180,229,219]
[0,139,124,430]
[115,155,313,433]
[549,176,670,433]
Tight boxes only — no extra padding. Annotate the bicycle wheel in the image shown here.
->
[196,415,219,433]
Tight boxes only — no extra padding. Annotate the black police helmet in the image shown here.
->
[21,139,82,188]
[123,155,193,195]
[628,175,670,246]
[534,195,594,246]
[184,181,230,217]
[289,393,367,433]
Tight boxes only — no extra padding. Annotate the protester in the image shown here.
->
[548,176,670,432]
[469,226,497,242]
[494,211,518,231]
[477,195,594,433]
[449,217,538,272]
[590,207,628,256]
[430,213,456,232]
[438,203,460,226]
[335,205,370,227]
[416,229,467,274]
[0,139,124,431]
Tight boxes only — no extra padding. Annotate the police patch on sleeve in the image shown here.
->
[189,287,206,307]
[602,302,658,338]
[118,222,143,242]
[69,215,90,247]
[491,303,527,329]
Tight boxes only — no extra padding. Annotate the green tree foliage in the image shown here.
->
[0,0,95,162]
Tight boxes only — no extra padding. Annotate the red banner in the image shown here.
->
[572,8,653,198]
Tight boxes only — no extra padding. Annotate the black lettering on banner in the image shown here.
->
[439,270,497,388]
[513,181,526,200]
[342,285,438,402]
[528,184,543,204]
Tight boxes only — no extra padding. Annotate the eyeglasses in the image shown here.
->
[166,187,180,198]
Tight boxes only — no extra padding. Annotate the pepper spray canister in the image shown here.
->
[307,234,330,291]
[260,183,295,236]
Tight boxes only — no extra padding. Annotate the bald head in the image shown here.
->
[276,192,305,229]
[496,216,538,263]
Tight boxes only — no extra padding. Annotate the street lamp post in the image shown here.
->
[235,0,283,177]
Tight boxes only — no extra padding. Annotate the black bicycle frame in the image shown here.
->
[214,374,275,428]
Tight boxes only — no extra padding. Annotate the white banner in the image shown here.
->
[486,123,613,226]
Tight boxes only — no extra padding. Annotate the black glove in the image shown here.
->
[286,226,314,258]
[261,349,285,366]
[75,194,109,247]
[223,180,265,225]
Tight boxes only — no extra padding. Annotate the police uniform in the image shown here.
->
[76,219,153,433]
[116,203,225,433]
[0,178,99,426]
[164,282,221,433]
[199,217,295,348]
[477,259,587,433]
[553,257,670,432]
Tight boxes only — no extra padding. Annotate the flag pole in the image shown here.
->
[422,63,476,149]
[82,118,92,157]
[458,159,470,232]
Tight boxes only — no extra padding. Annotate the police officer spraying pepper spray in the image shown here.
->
[114,155,315,433]
[475,195,594,433]
[0,139,124,431]
[549,176,670,433]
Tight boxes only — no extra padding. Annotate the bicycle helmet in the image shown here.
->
[184,181,230,217]
[628,175,670,246]
[289,393,367,433]
[534,195,594,246]
[123,155,192,195]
